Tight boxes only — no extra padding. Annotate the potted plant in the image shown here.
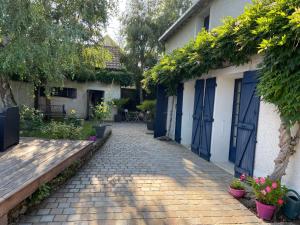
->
[112,98,129,122]
[229,178,246,199]
[92,101,111,138]
[137,100,156,130]
[249,176,287,221]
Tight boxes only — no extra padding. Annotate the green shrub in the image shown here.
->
[41,121,82,140]
[92,102,111,123]
[20,105,44,130]
[137,100,156,120]
[230,179,245,190]
[111,98,129,110]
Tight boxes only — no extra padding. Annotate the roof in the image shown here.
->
[159,0,210,42]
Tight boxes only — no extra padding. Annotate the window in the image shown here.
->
[204,15,210,31]
[39,87,77,99]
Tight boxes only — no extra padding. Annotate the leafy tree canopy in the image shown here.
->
[144,0,300,125]
[0,0,115,86]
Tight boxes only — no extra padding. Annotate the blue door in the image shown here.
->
[175,83,184,143]
[235,71,260,177]
[191,80,205,155]
[199,78,216,161]
[154,85,168,138]
[229,79,242,163]
[191,78,216,161]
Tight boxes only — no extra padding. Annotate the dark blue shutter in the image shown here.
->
[191,80,205,154]
[235,71,260,177]
[199,78,216,161]
[154,85,168,138]
[175,83,184,143]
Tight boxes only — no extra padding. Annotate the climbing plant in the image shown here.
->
[144,0,300,180]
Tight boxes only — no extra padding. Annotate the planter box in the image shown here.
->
[114,114,122,122]
[0,107,20,152]
[147,121,154,131]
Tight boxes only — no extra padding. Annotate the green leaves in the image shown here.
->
[144,0,300,125]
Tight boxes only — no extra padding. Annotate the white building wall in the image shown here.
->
[39,80,120,119]
[165,15,203,53]
[10,81,35,107]
[209,0,252,29]
[166,96,177,139]
[181,80,196,148]
[254,102,300,193]
[210,76,235,163]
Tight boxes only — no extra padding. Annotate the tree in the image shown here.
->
[121,0,191,103]
[0,0,115,110]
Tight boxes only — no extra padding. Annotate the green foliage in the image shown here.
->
[41,121,82,140]
[111,98,129,110]
[0,0,113,88]
[79,122,96,140]
[28,184,51,206]
[93,102,111,123]
[144,0,300,124]
[67,68,134,87]
[249,177,287,206]
[137,100,156,120]
[230,179,245,190]
[20,105,44,130]
[121,0,192,100]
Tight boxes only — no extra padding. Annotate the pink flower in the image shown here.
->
[260,177,266,184]
[272,182,278,189]
[240,174,246,181]
[265,186,272,193]
[261,190,267,196]
[255,178,260,184]
[278,199,284,205]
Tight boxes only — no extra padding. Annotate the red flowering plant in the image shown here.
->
[249,176,287,207]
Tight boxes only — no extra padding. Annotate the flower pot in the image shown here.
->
[94,125,107,139]
[146,121,154,131]
[255,200,276,221]
[228,187,245,199]
[283,190,300,220]
[114,114,122,122]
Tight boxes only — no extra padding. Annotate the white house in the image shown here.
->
[155,0,300,192]
[11,36,124,119]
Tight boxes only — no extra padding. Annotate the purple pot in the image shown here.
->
[229,187,245,199]
[88,136,97,141]
[256,200,276,221]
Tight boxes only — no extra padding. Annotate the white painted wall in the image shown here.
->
[10,81,34,107]
[166,96,177,139]
[209,0,252,29]
[39,80,120,119]
[210,76,235,163]
[181,80,196,148]
[165,15,203,53]
[254,102,300,193]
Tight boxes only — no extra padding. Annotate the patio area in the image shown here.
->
[17,123,271,225]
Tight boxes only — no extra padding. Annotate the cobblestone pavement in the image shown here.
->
[19,123,268,225]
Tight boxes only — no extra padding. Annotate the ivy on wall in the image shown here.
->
[144,0,300,125]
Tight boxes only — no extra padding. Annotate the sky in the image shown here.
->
[104,0,128,47]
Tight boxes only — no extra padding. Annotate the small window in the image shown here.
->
[39,87,77,99]
[204,15,210,31]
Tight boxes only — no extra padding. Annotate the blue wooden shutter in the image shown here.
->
[235,71,260,176]
[199,78,216,161]
[175,83,184,143]
[191,80,205,154]
[154,85,168,138]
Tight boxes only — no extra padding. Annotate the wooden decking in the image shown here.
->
[0,137,93,223]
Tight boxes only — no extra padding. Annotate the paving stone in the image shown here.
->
[17,123,284,225]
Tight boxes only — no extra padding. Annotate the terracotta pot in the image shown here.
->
[255,200,276,221]
[228,187,245,199]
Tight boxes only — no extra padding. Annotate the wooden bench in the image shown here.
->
[0,138,93,225]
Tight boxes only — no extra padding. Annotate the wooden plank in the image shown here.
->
[0,141,89,196]
[0,142,93,218]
